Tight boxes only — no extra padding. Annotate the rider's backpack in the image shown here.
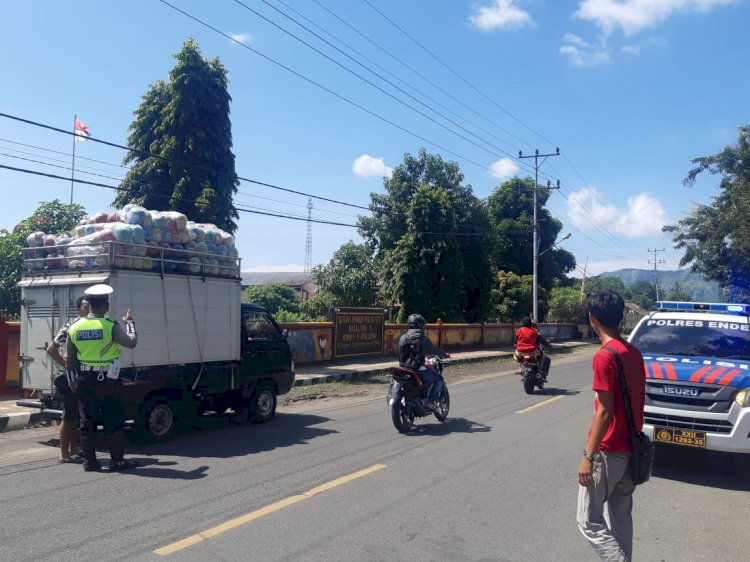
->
[399,330,422,370]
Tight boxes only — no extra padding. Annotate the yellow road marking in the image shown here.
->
[154,463,387,556]
[516,395,564,414]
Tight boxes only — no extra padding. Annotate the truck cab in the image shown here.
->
[627,301,750,454]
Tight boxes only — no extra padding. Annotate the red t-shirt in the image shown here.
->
[515,327,539,351]
[591,338,646,452]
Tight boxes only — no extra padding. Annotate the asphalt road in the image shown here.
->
[0,352,747,561]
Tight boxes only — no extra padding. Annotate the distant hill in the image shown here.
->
[597,268,720,302]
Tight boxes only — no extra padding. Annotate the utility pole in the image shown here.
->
[580,256,589,303]
[648,248,666,301]
[304,198,313,273]
[518,147,560,322]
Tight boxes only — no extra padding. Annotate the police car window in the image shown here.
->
[243,311,280,340]
[630,320,750,360]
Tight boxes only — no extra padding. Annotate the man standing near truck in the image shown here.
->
[66,284,138,472]
[47,295,89,464]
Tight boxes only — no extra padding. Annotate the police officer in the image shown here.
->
[66,284,138,472]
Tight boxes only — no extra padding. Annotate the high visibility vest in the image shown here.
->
[68,317,121,367]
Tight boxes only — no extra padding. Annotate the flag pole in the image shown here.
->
[70,114,77,204]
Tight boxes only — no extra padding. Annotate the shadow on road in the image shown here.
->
[537,387,580,397]
[406,417,491,437]
[652,444,750,491]
[111,459,210,480]
[126,412,337,459]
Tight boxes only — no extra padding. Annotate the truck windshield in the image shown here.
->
[630,319,750,360]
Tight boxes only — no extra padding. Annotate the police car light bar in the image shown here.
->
[655,301,750,315]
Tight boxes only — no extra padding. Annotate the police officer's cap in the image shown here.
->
[84,284,114,297]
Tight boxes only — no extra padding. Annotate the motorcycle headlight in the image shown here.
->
[735,389,750,408]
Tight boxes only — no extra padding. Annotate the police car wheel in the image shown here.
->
[250,386,276,423]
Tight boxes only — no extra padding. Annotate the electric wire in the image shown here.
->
[243,0,535,178]
[0,111,370,211]
[156,0,518,179]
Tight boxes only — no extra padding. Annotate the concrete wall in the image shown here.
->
[281,321,580,364]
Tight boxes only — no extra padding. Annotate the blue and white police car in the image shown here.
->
[628,301,750,454]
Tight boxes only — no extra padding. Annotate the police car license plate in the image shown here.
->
[654,427,706,448]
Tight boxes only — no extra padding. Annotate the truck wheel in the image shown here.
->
[249,386,276,423]
[140,398,176,442]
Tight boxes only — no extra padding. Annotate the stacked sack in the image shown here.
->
[24,204,239,276]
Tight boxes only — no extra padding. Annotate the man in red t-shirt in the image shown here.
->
[514,317,551,379]
[576,290,645,562]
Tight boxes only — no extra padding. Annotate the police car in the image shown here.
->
[628,301,750,454]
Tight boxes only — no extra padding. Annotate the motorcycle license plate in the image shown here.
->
[654,426,706,448]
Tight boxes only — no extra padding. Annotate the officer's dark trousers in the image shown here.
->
[77,375,126,463]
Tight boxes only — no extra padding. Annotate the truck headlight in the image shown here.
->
[735,389,750,408]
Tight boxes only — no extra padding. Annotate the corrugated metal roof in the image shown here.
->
[240,271,313,286]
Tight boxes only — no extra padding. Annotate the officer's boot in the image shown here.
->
[79,427,101,472]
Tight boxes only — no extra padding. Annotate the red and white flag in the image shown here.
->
[74,118,90,142]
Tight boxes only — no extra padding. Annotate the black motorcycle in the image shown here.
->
[387,356,450,433]
[519,353,545,394]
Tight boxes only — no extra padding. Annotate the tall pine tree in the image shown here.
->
[115,39,239,233]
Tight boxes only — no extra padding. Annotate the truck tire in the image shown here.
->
[140,398,177,442]
[249,386,277,423]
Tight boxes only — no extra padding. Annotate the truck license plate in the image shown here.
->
[654,427,706,448]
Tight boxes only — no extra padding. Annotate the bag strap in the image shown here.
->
[602,345,638,445]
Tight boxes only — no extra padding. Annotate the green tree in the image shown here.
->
[628,280,657,310]
[0,200,86,317]
[486,177,576,289]
[489,271,546,322]
[115,39,239,232]
[664,126,750,302]
[665,281,691,302]
[311,241,377,307]
[547,286,587,323]
[299,292,336,321]
[359,149,495,322]
[244,283,299,315]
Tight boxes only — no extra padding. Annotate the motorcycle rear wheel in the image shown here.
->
[434,386,450,421]
[523,374,535,394]
[391,399,414,434]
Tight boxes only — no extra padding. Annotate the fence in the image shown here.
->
[282,321,582,364]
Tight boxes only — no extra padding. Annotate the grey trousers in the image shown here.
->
[577,450,636,561]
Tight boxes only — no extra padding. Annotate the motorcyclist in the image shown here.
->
[514,316,551,381]
[398,314,450,410]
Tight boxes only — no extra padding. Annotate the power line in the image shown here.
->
[155,1,520,180]
[360,0,556,148]
[242,0,534,175]
[0,111,370,211]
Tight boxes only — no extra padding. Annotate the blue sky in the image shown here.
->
[1,0,747,278]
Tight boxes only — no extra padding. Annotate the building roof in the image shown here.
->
[240,271,313,287]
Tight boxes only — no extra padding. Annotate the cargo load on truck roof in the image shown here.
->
[23,204,240,278]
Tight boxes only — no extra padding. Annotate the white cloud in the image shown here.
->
[621,44,642,54]
[560,34,611,66]
[352,154,392,179]
[489,158,520,179]
[468,0,535,31]
[574,0,735,36]
[229,32,251,44]
[566,187,670,237]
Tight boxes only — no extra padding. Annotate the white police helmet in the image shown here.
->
[84,284,114,297]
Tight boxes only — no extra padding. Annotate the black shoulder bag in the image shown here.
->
[603,346,655,485]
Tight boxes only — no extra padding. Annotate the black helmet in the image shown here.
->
[521,316,532,328]
[407,314,426,329]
